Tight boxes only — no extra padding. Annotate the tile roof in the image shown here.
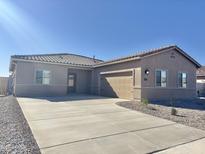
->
[94,45,201,68]
[96,45,175,65]
[197,66,205,76]
[11,53,103,67]
[10,45,201,70]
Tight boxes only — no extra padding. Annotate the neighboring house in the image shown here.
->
[9,45,201,100]
[197,66,205,97]
[0,77,8,95]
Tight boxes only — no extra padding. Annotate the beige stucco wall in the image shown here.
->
[93,49,197,100]
[140,49,197,100]
[14,61,91,97]
[133,67,142,100]
[13,48,198,100]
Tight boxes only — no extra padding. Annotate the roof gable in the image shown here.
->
[94,45,201,68]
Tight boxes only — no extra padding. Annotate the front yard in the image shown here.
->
[117,98,205,131]
[1,95,205,154]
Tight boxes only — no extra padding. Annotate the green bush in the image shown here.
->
[141,98,149,106]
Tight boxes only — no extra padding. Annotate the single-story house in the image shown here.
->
[9,45,201,100]
[197,66,205,97]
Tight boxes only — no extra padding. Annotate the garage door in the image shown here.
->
[100,71,133,99]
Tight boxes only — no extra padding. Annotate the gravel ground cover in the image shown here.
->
[117,99,205,131]
[0,96,41,154]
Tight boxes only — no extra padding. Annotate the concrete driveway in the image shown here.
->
[17,95,205,154]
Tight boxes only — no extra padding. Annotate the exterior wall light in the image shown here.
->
[145,69,150,75]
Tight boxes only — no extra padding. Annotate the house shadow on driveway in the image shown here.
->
[37,94,117,102]
[151,98,205,111]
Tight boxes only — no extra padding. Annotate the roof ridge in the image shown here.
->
[11,53,69,57]
[139,45,176,53]
[10,52,104,68]
[63,53,103,62]
[11,52,103,62]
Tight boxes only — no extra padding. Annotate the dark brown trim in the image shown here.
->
[197,76,205,80]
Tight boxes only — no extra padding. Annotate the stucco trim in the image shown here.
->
[100,69,133,75]
[142,87,196,90]
[16,84,67,86]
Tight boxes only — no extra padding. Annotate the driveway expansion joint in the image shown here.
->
[29,110,130,122]
[40,123,176,150]
[150,136,205,154]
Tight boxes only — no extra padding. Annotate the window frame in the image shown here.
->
[178,72,187,88]
[35,70,51,85]
[155,69,168,88]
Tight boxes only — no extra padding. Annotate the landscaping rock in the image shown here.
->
[0,96,41,154]
[117,99,205,131]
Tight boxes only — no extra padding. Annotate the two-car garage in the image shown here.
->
[100,71,133,99]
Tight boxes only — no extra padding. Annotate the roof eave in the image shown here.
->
[9,58,16,72]
[174,47,201,68]
[11,58,94,70]
[94,56,141,68]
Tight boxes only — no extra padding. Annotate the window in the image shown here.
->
[36,70,51,85]
[178,72,187,88]
[156,70,167,87]
[68,74,75,87]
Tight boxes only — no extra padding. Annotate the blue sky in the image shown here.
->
[0,0,204,76]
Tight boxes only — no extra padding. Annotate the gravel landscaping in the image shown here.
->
[0,96,41,154]
[117,98,205,131]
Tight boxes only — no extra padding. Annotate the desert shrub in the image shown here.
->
[141,98,149,106]
[171,108,177,115]
[169,98,178,115]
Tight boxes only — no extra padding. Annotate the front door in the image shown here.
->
[67,73,76,94]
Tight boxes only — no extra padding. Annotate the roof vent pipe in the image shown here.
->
[93,55,96,62]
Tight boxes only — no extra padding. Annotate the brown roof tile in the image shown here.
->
[11,53,103,67]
